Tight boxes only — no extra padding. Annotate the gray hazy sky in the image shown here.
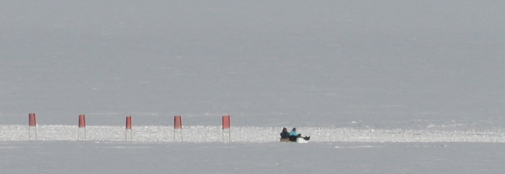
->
[1,1,504,57]
[1,1,504,127]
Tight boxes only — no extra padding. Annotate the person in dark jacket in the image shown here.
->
[280,127,290,139]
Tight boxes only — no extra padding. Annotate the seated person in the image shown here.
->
[280,127,290,142]
[280,127,290,138]
[288,128,300,142]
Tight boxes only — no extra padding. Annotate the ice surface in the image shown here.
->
[3,125,505,143]
[1,141,505,174]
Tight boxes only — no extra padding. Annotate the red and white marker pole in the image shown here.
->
[222,115,231,142]
[125,116,133,141]
[28,113,37,140]
[78,114,86,140]
[173,116,183,142]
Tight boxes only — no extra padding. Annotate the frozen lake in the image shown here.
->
[3,124,505,143]
[1,141,504,174]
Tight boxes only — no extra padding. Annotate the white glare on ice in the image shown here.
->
[1,125,505,143]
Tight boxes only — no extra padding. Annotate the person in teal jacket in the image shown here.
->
[288,128,299,142]
[289,128,298,136]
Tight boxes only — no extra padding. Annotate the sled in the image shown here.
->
[280,135,310,143]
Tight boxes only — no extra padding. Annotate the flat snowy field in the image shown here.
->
[2,141,505,174]
[3,125,505,143]
[2,1,505,173]
[2,124,505,174]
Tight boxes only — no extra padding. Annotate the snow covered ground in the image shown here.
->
[3,125,505,143]
[2,124,505,173]
[2,140,505,174]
